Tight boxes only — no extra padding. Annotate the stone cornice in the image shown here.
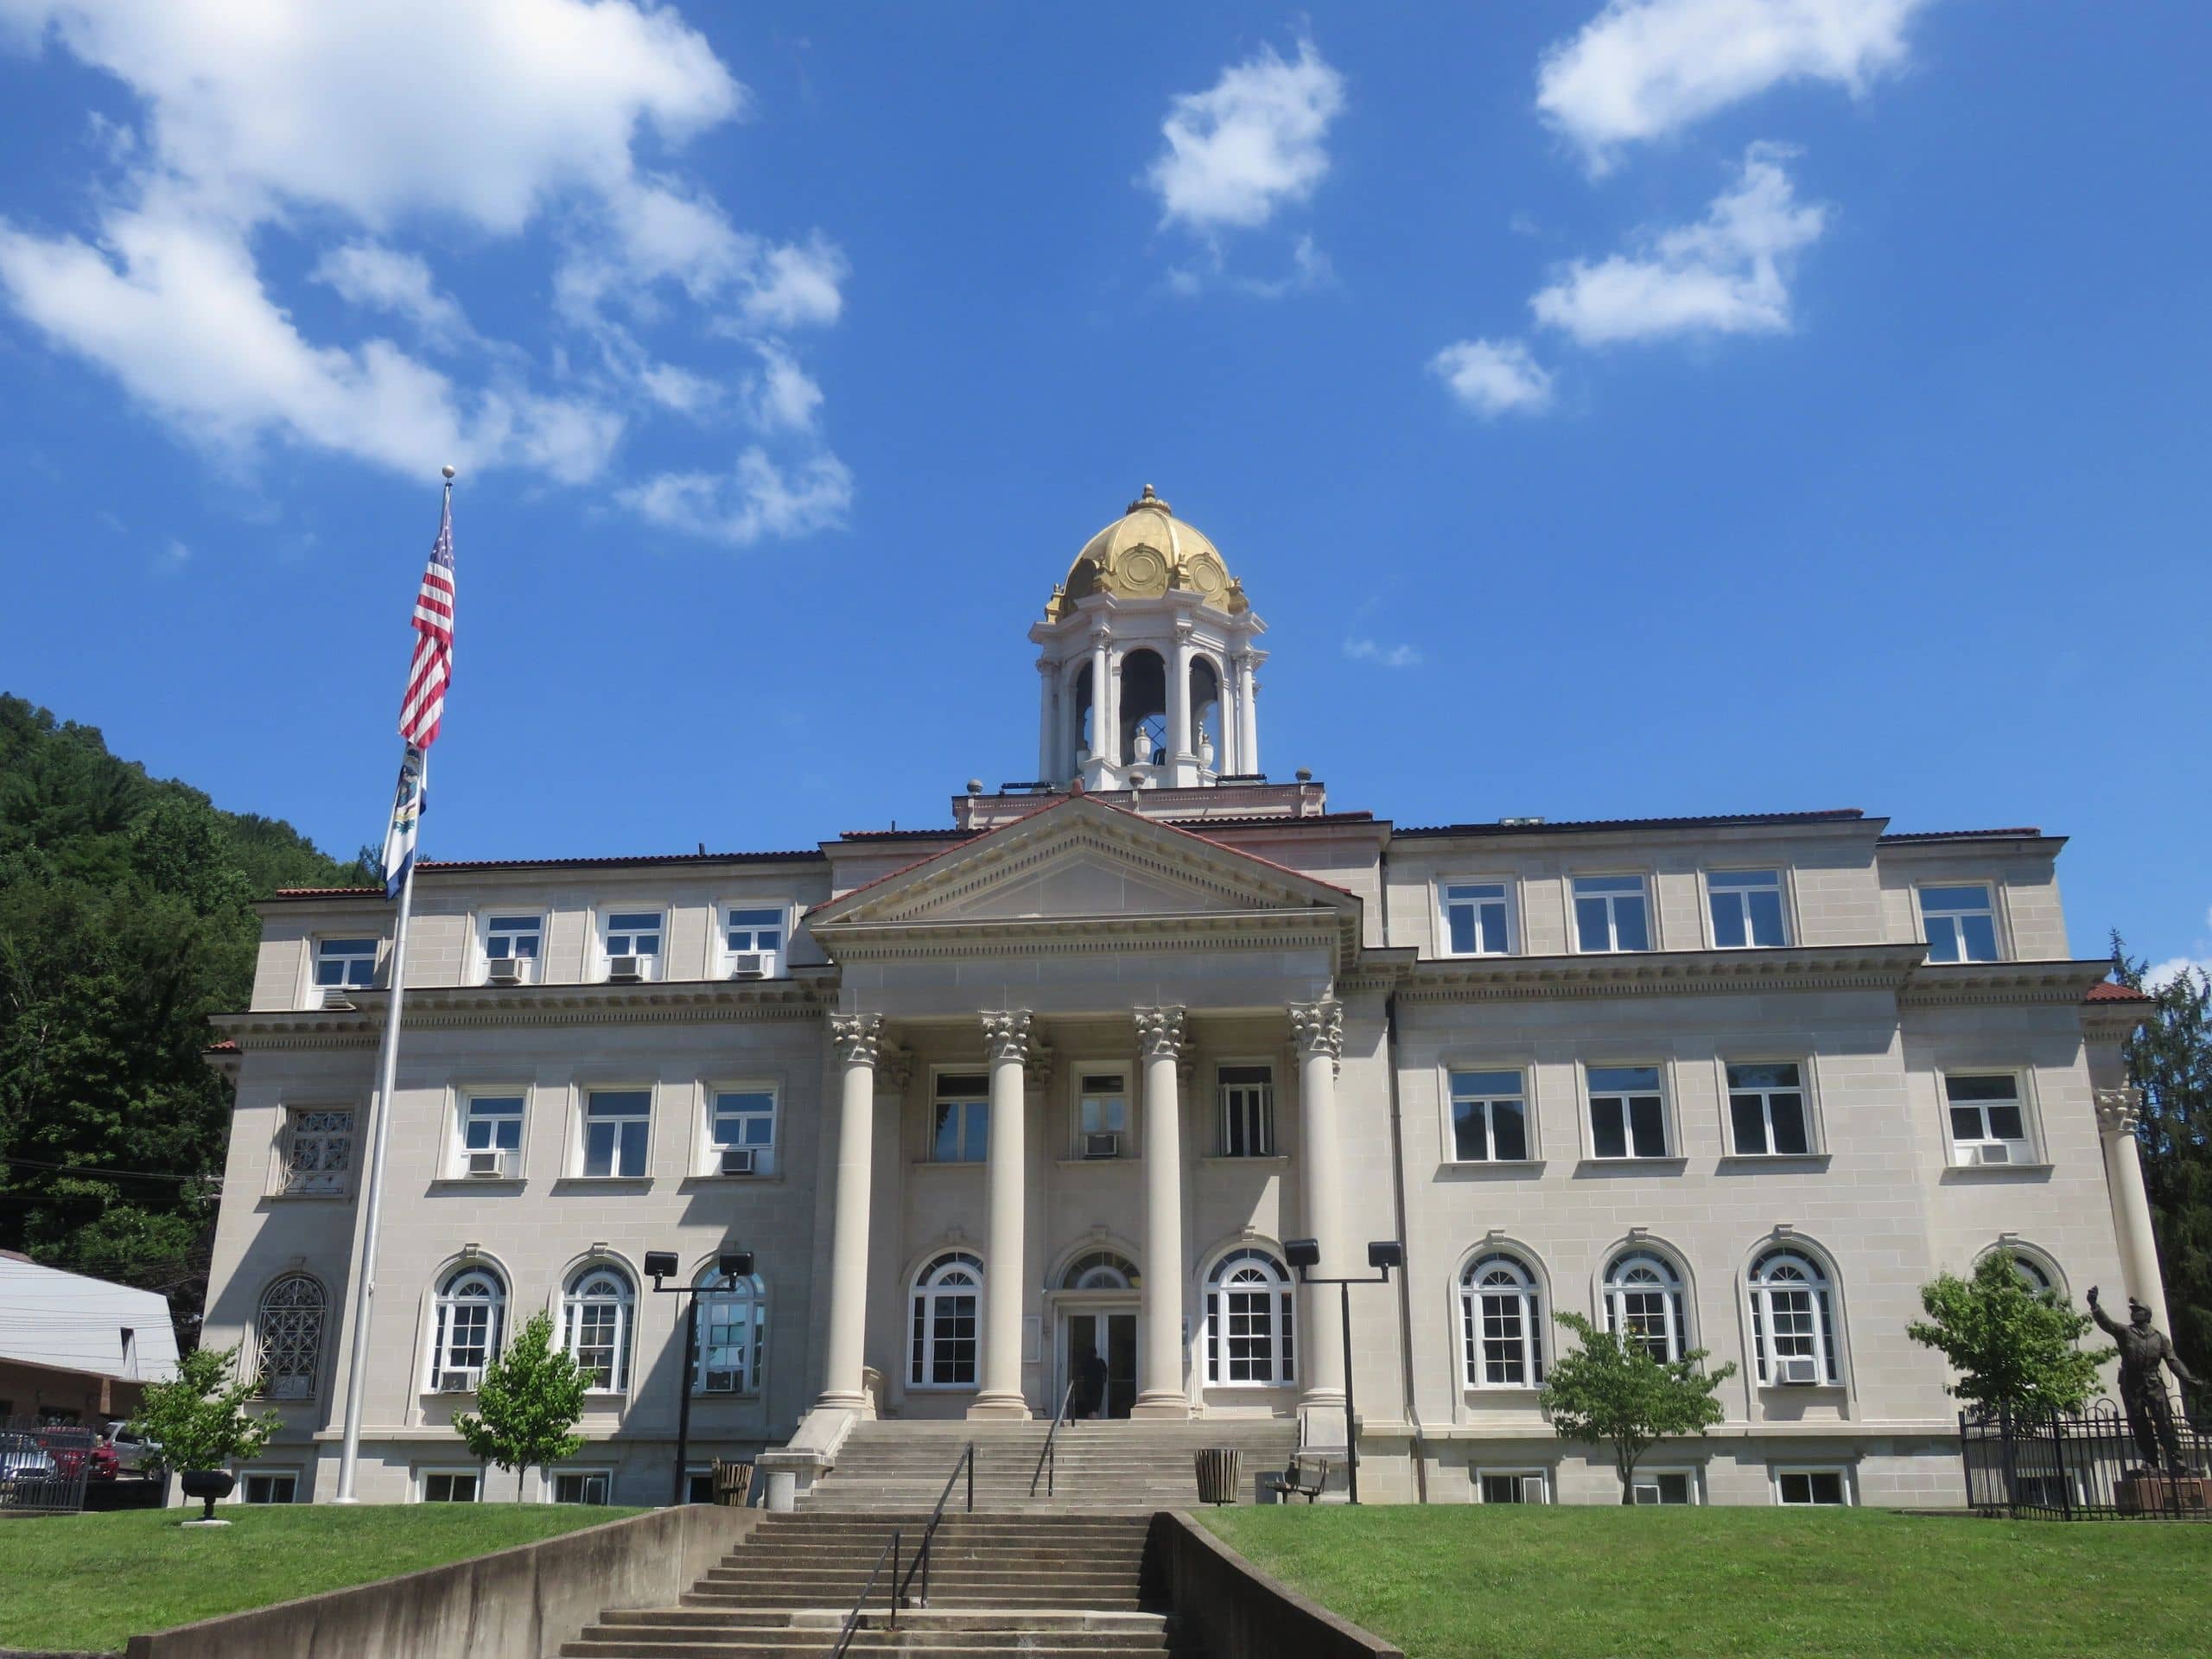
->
[1897,959,2113,1007]
[810,909,1344,960]
[1396,944,1926,1005]
[209,977,826,1050]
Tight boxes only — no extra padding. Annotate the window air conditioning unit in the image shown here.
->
[466,1150,508,1179]
[1084,1132,1122,1160]
[1631,1481,1662,1506]
[439,1368,482,1393]
[607,955,645,982]
[1517,1477,1549,1505]
[719,1146,758,1177]
[1971,1142,2013,1166]
[321,995,357,1011]
[728,952,770,980]
[486,957,525,985]
[1778,1356,1821,1386]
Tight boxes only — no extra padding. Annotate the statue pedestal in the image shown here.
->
[2115,1474,2212,1515]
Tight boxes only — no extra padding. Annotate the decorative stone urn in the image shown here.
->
[179,1467,234,1522]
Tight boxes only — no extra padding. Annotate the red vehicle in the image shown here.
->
[38,1430,119,1482]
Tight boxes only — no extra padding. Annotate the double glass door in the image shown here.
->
[1063,1310,1138,1420]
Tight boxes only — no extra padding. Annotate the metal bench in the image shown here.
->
[1262,1452,1333,1503]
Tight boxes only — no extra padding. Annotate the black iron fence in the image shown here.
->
[0,1416,95,1515]
[1961,1395,2209,1519]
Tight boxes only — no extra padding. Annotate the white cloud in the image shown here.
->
[161,537,189,564]
[1429,337,1556,416]
[740,235,847,331]
[1530,143,1827,345]
[620,448,852,546]
[1343,638,1423,670]
[1536,0,1929,170]
[2145,957,2212,993]
[311,242,469,341]
[1147,38,1344,233]
[747,343,823,434]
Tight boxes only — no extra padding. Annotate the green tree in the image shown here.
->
[129,1343,278,1475]
[1539,1312,1737,1503]
[2110,935,2212,1380]
[1905,1248,2113,1417]
[453,1313,588,1502]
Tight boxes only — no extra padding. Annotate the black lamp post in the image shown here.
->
[1284,1236,1402,1505]
[647,1245,753,1508]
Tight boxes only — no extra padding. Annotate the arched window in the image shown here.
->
[910,1252,982,1388]
[563,1263,635,1393]
[431,1265,506,1390]
[1981,1244,2059,1300]
[1605,1252,1687,1363]
[1061,1251,1140,1291]
[1120,649,1167,766]
[255,1274,326,1401]
[695,1268,766,1394]
[1462,1252,1544,1387]
[1205,1249,1295,1385]
[1748,1249,1838,1385]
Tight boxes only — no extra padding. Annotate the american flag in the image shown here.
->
[397,488,454,747]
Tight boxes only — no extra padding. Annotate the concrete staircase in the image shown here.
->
[802,1417,1300,1512]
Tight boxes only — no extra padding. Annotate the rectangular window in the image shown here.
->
[1708,870,1787,948]
[601,911,664,978]
[421,1471,480,1503]
[1573,875,1651,953]
[932,1074,990,1164]
[709,1088,778,1176]
[552,1471,612,1505]
[1921,885,1999,963]
[1440,881,1512,956]
[1079,1072,1128,1155]
[1477,1471,1547,1504]
[1219,1065,1275,1157]
[722,906,785,975]
[685,1468,717,1505]
[1450,1070,1530,1162]
[242,1471,299,1504]
[582,1090,652,1179]
[457,1094,524,1176]
[1726,1063,1812,1156]
[280,1109,354,1195]
[483,914,543,965]
[312,937,378,1001]
[1631,1471,1695,1506]
[1777,1468,1849,1506]
[1587,1065,1669,1160]
[1945,1073,2031,1164]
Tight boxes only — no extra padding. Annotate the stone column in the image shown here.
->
[2096,1086,2172,1332]
[1288,998,1346,1409]
[1086,633,1110,776]
[1105,651,1124,772]
[817,1014,881,1412]
[1168,626,1194,785]
[972,1009,1034,1419]
[1233,652,1261,777]
[1035,658,1057,783]
[1133,1006,1191,1418]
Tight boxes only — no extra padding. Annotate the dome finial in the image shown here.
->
[1127,482,1172,516]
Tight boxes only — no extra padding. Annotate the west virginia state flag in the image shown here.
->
[380,745,426,899]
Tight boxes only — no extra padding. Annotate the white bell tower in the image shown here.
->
[1027,486,1268,791]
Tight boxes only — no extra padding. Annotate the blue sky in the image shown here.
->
[1,2,2205,976]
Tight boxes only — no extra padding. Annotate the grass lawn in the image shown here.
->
[1205,1506,2212,1659]
[0,1503,645,1654]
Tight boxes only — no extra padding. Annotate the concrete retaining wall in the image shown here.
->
[1143,1511,1405,1659]
[122,1505,757,1659]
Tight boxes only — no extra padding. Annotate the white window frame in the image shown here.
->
[576,1085,653,1180]
[1073,1066,1132,1160]
[1446,1068,1535,1164]
[1584,1063,1673,1160]
[597,906,667,982]
[239,1468,302,1504]
[1981,1243,2063,1300]
[562,1263,636,1394]
[1461,1250,1545,1389]
[1630,1467,1700,1506]
[1571,874,1653,955]
[703,1082,779,1177]
[453,1090,527,1179]
[1942,1070,2037,1166]
[551,1467,614,1505]
[1747,1249,1840,1387]
[695,1269,767,1395]
[1604,1251,1688,1363]
[276,1106,356,1196]
[416,1466,483,1503]
[1205,1248,1296,1388]
[1705,868,1790,949]
[477,912,545,984]
[1473,1467,1551,1504]
[908,1251,983,1389]
[1916,882,2003,963]
[718,902,791,978]
[1217,1062,1276,1158]
[253,1273,327,1402]
[929,1070,991,1165]
[308,935,381,1006]
[1437,877,1515,957]
[1723,1059,1817,1158]
[1772,1465,1853,1506]
[428,1265,506,1392]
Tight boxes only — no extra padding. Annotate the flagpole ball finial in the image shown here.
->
[442,464,456,480]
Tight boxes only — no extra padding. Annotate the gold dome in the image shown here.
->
[1044,485,1248,622]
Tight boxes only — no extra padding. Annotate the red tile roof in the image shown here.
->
[2084,981,2155,1004]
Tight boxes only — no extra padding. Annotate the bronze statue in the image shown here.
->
[2088,1286,2202,1473]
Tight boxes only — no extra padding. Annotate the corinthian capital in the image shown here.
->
[980,1008,1034,1063]
[830,1013,883,1068]
[1134,1005,1187,1060]
[1287,998,1344,1065]
[2094,1085,2144,1135]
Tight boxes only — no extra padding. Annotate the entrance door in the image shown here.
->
[1065,1310,1139,1420]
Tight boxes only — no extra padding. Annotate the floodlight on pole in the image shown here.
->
[649,1242,750,1506]
[1288,1238,1402,1505]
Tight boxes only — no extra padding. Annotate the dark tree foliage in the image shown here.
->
[2110,933,2212,1382]
[0,695,368,1345]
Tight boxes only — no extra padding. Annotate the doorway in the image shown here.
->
[1063,1309,1138,1420]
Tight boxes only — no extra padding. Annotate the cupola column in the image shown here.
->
[1086,633,1111,780]
[1168,626,1195,786]
[1035,659,1058,783]
[971,1009,1034,1419]
[1234,652,1261,777]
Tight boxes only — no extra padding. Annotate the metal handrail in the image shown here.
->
[830,1529,900,1659]
[1030,1378,1077,1497]
[893,1440,976,1610]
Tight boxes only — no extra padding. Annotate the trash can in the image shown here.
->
[1194,1446,1241,1505]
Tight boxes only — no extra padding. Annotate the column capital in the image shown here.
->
[879,1043,915,1091]
[980,1008,1035,1063]
[1134,1005,1187,1060]
[1287,998,1343,1065]
[1024,1040,1055,1088]
[2095,1085,2144,1135]
[830,1012,884,1067]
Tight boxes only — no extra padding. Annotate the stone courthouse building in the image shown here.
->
[200,486,2166,1509]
